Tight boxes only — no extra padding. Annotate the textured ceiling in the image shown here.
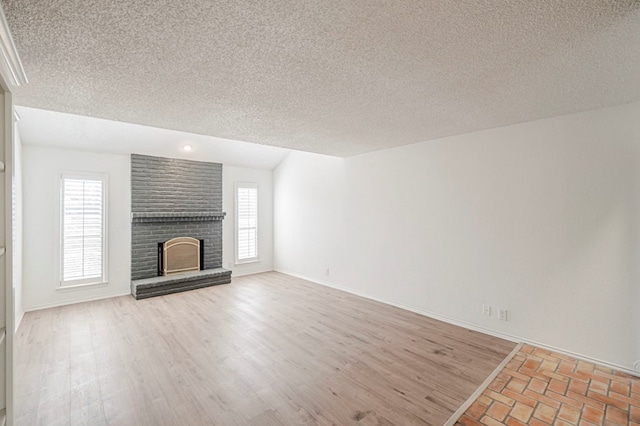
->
[16,107,292,170]
[4,1,640,157]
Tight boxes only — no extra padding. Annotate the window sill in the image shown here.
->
[235,259,260,266]
[57,281,109,292]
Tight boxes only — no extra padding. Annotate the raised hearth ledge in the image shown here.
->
[131,268,232,299]
[131,211,226,223]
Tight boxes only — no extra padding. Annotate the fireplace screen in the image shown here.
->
[158,237,202,275]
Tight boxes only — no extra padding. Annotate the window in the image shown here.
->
[235,183,258,263]
[60,174,107,287]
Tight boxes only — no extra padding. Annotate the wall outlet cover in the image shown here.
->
[482,304,491,316]
[634,360,640,372]
[498,309,508,321]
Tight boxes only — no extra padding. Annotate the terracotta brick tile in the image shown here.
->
[529,419,551,426]
[594,364,613,374]
[578,371,611,384]
[549,352,578,363]
[510,402,534,423]
[587,390,629,410]
[502,388,538,408]
[529,378,549,394]
[631,406,640,422]
[497,371,511,381]
[467,400,488,418]
[488,377,508,392]
[569,380,589,396]
[609,391,640,406]
[478,395,492,406]
[559,360,577,372]
[506,378,528,393]
[557,404,580,424]
[533,403,557,424]
[582,405,604,424]
[544,390,584,409]
[524,389,562,409]
[480,415,503,426]
[507,359,525,371]
[457,346,639,426]
[560,371,590,383]
[541,370,571,382]
[612,370,635,380]
[532,348,550,357]
[485,390,515,407]
[541,359,559,371]
[523,359,541,370]
[505,416,527,426]
[577,361,594,372]
[594,369,633,384]
[521,367,553,381]
[457,414,483,426]
[605,405,629,425]
[521,345,535,354]
[566,391,606,410]
[506,369,536,383]
[556,363,573,374]
[486,401,510,422]
[588,379,609,395]
[507,360,524,371]
[609,381,630,397]
[548,378,568,395]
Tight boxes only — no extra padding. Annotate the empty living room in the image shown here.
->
[0,0,638,425]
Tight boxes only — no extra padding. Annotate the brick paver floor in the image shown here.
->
[455,344,640,426]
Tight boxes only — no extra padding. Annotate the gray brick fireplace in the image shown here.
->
[130,154,231,299]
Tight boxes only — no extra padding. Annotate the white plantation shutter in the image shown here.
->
[61,175,106,286]
[236,183,258,262]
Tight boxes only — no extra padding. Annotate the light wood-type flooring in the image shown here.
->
[15,272,515,425]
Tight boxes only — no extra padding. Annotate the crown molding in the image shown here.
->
[0,4,26,90]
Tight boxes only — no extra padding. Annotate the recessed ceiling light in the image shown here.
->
[183,145,192,152]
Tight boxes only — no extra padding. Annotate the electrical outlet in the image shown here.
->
[498,309,508,321]
[325,268,330,276]
[634,360,640,372]
[482,304,491,316]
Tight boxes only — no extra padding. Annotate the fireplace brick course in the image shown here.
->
[130,154,230,297]
[131,154,222,212]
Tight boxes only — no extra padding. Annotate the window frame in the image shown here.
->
[59,172,108,288]
[235,182,259,265]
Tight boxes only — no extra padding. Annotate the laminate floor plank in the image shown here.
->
[15,272,515,425]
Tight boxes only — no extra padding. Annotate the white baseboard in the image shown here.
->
[24,291,132,312]
[15,309,24,332]
[275,269,639,378]
[232,267,274,278]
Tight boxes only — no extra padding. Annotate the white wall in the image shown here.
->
[23,146,131,310]
[21,148,274,310]
[274,101,640,370]
[223,165,274,276]
[12,127,23,330]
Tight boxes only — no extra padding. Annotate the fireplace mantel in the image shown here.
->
[131,211,226,223]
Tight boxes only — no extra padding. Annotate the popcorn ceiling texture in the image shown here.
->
[3,0,640,156]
